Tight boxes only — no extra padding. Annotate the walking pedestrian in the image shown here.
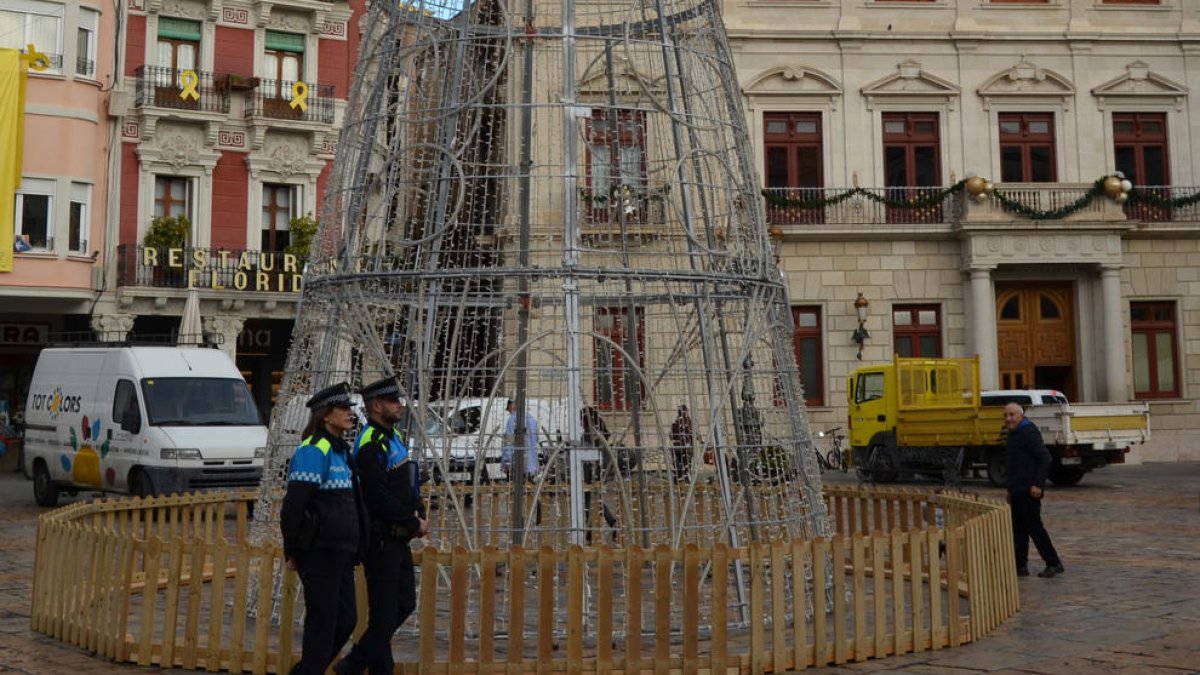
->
[280,382,367,675]
[335,377,428,675]
[670,404,695,482]
[1004,402,1065,578]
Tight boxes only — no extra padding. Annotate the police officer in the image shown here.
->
[335,376,428,675]
[280,382,366,675]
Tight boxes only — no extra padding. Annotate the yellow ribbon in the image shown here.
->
[179,69,200,101]
[23,44,50,71]
[289,81,309,111]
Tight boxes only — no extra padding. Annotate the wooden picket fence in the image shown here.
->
[30,485,1018,674]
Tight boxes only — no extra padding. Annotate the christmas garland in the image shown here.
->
[1126,186,1200,209]
[759,175,1169,221]
[989,178,1107,221]
[761,180,966,210]
[580,184,672,205]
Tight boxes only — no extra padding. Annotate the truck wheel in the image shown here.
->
[986,452,1007,488]
[130,470,155,499]
[1048,465,1085,487]
[33,460,60,507]
[856,445,897,484]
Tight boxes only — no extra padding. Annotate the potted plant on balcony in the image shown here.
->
[284,213,319,262]
[227,74,259,91]
[143,215,190,286]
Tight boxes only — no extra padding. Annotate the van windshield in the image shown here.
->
[141,378,261,426]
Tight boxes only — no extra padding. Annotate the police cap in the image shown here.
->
[358,376,403,403]
[305,382,353,410]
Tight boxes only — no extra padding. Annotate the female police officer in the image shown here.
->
[334,376,428,675]
[280,382,367,675]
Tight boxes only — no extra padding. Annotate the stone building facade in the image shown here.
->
[723,0,1200,461]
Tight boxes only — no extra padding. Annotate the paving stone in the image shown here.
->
[2,463,1199,674]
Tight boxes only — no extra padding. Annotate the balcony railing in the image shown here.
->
[1124,186,1200,223]
[245,79,335,124]
[764,183,1200,227]
[76,57,95,77]
[23,51,63,71]
[116,244,302,292]
[133,65,231,114]
[764,186,961,226]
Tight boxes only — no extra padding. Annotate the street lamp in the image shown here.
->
[852,292,870,360]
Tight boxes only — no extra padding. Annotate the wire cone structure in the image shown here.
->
[253,0,832,631]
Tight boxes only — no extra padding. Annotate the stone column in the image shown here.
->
[969,267,999,390]
[90,313,136,342]
[203,316,246,361]
[1100,266,1127,402]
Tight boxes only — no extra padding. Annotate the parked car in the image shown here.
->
[980,389,1069,407]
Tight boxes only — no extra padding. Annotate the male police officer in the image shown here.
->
[334,377,428,675]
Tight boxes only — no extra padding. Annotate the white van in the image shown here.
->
[23,346,267,506]
[980,389,1069,407]
[415,397,570,483]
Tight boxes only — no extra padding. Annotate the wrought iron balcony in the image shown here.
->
[763,186,960,227]
[116,244,303,292]
[133,65,230,114]
[76,57,94,77]
[245,79,335,124]
[764,183,1200,228]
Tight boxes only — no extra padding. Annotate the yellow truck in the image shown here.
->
[847,356,1150,487]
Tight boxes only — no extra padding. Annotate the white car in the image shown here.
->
[980,389,1068,407]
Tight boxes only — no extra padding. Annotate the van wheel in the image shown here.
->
[986,451,1007,488]
[856,445,897,484]
[130,470,155,499]
[33,460,60,507]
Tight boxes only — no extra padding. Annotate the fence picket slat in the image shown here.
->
[791,539,809,670]
[625,546,642,675]
[770,540,787,673]
[710,544,727,675]
[205,541,229,673]
[891,530,906,656]
[419,547,439,673]
[909,529,926,653]
[832,537,847,664]
[450,546,469,667]
[596,546,614,675]
[567,545,584,675]
[683,544,699,675]
[136,537,162,666]
[868,535,883,659]
[277,556,300,675]
[654,545,671,675]
[479,547,497,671]
[227,546,251,673]
[182,537,206,669]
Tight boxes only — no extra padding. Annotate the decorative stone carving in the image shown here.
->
[861,60,960,110]
[217,128,247,149]
[268,9,311,34]
[161,0,206,19]
[91,313,136,341]
[962,232,1125,269]
[978,60,1075,110]
[204,316,246,359]
[1092,61,1188,111]
[156,131,203,169]
[320,20,347,38]
[222,6,250,24]
[264,137,310,178]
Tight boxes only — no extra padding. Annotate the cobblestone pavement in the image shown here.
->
[1,463,1197,674]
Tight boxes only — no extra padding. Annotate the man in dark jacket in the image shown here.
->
[335,377,427,675]
[1004,402,1064,578]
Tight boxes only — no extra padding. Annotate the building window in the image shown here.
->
[764,112,823,224]
[156,17,200,71]
[0,2,63,72]
[1101,1,1159,4]
[1113,112,1168,186]
[999,112,1055,182]
[68,182,90,254]
[893,304,942,358]
[75,7,97,77]
[154,175,192,223]
[585,109,647,223]
[593,306,646,411]
[14,177,54,251]
[882,112,941,223]
[262,183,299,252]
[1130,301,1178,399]
[791,306,823,406]
[263,30,304,102]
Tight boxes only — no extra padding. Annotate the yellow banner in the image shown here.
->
[0,49,28,273]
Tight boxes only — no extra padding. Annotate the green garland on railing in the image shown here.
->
[989,178,1107,221]
[1126,186,1200,209]
[759,175,1164,221]
[760,180,967,210]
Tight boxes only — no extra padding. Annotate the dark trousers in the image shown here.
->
[341,540,417,675]
[672,447,692,482]
[289,548,358,675]
[1010,491,1062,569]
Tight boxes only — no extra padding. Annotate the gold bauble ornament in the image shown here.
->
[965,175,986,196]
[1115,192,1128,204]
[1103,175,1123,199]
[983,181,995,194]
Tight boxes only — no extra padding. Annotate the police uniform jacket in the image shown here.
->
[354,420,425,541]
[280,429,364,559]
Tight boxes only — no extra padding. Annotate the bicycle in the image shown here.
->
[815,427,849,473]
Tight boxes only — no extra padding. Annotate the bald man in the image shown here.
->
[1004,402,1064,578]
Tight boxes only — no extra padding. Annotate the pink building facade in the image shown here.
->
[0,0,115,422]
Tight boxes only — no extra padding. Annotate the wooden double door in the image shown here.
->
[995,282,1076,399]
